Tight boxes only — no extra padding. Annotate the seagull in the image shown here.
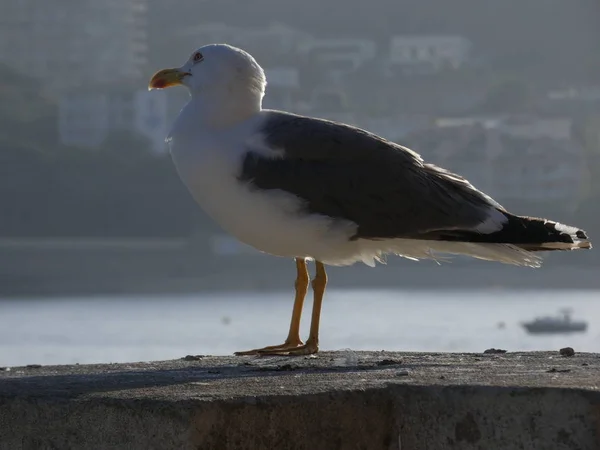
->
[148,44,591,356]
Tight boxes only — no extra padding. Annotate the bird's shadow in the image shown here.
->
[0,356,450,400]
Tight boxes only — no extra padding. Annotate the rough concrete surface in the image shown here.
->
[0,351,599,450]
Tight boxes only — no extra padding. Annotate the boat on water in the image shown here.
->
[522,308,588,334]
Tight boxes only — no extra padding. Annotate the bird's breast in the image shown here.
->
[170,133,234,199]
[166,113,336,258]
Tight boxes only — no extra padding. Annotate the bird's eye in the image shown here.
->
[193,52,203,62]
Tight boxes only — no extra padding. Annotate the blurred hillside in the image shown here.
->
[0,63,209,238]
[149,0,600,81]
[2,0,600,241]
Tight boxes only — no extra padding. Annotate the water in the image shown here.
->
[1,289,598,366]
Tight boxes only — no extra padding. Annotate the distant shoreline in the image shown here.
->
[1,237,597,298]
[3,258,599,299]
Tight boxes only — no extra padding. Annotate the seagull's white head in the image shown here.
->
[148,44,266,101]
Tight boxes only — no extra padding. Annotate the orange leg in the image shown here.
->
[239,260,327,357]
[276,260,327,355]
[234,258,309,355]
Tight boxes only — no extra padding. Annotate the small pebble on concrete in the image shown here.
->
[182,355,204,361]
[483,348,507,354]
[377,359,402,366]
[559,347,575,357]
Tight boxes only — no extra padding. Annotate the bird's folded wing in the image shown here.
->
[240,110,503,240]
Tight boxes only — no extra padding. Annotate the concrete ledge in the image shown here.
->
[1,351,599,449]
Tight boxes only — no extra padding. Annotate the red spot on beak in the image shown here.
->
[153,79,167,89]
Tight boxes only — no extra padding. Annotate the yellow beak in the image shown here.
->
[148,68,190,90]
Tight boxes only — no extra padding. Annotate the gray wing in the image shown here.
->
[239,110,502,240]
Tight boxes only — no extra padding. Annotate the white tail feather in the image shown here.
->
[351,239,543,268]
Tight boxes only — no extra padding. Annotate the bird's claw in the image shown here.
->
[235,340,319,356]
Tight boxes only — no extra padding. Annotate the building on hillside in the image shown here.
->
[0,0,147,92]
[387,35,472,75]
[58,87,168,153]
[539,85,600,117]
[496,115,572,140]
[547,86,600,102]
[297,38,377,83]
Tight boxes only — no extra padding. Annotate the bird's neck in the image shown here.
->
[190,89,262,128]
